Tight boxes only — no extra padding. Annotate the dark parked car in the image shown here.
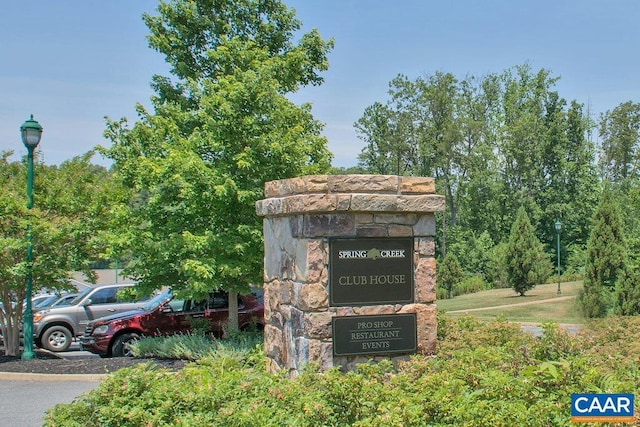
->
[80,289,264,357]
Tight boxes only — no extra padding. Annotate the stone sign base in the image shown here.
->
[256,174,444,376]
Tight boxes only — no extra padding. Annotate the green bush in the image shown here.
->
[544,272,583,284]
[45,317,640,426]
[454,275,488,297]
[436,286,449,300]
[437,252,465,299]
[131,330,264,361]
[437,275,488,299]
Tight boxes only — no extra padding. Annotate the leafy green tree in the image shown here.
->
[579,187,626,317]
[598,101,640,182]
[505,207,551,296]
[621,182,640,267]
[453,73,503,237]
[102,0,333,331]
[446,227,494,284]
[355,101,410,175]
[437,252,465,299]
[584,188,626,287]
[0,152,115,356]
[355,64,598,273]
[558,101,599,248]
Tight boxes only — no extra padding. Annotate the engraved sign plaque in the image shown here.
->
[332,313,418,356]
[329,237,414,306]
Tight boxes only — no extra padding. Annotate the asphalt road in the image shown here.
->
[0,378,101,427]
[520,323,582,336]
[0,343,103,427]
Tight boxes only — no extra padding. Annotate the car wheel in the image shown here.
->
[111,333,139,357]
[41,326,72,352]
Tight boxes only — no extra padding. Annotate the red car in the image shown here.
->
[80,289,264,357]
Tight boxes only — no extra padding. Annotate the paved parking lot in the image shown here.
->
[0,341,103,426]
[0,377,101,427]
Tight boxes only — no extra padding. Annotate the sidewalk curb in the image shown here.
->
[0,371,106,381]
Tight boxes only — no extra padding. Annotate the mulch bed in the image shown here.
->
[0,349,188,375]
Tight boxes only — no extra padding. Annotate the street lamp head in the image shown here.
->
[555,220,562,232]
[20,114,43,149]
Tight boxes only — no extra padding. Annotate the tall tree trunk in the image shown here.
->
[227,290,239,335]
[0,303,23,356]
[441,208,447,259]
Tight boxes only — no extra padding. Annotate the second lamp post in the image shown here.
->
[554,220,562,296]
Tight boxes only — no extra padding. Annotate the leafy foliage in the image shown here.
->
[131,330,263,361]
[101,0,334,305]
[446,227,495,285]
[45,316,640,426]
[437,252,465,299]
[0,152,119,355]
[356,64,599,263]
[598,101,640,182]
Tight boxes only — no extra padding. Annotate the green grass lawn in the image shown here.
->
[437,281,584,324]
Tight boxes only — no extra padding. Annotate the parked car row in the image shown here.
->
[29,282,265,357]
[32,292,78,309]
[80,288,265,357]
[0,292,77,315]
[32,283,148,352]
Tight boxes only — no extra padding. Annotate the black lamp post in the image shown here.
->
[554,220,562,296]
[20,114,43,361]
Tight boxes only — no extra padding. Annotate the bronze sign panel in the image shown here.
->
[329,237,414,306]
[332,313,418,357]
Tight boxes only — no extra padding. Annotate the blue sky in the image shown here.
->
[1,1,639,168]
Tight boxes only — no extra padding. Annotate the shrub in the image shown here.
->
[131,330,263,361]
[437,275,487,299]
[454,275,487,297]
[437,252,465,299]
[45,317,640,426]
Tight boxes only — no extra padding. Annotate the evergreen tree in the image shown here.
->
[505,207,551,296]
[614,266,640,315]
[437,252,465,299]
[579,187,626,317]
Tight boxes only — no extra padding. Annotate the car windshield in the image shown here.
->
[68,287,94,305]
[52,294,77,307]
[34,295,59,308]
[142,289,173,311]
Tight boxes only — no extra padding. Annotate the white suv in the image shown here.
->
[32,283,148,352]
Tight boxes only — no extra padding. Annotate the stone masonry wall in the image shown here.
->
[255,174,445,376]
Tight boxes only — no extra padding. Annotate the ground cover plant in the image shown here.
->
[45,315,640,426]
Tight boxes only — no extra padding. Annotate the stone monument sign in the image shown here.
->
[255,174,444,376]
